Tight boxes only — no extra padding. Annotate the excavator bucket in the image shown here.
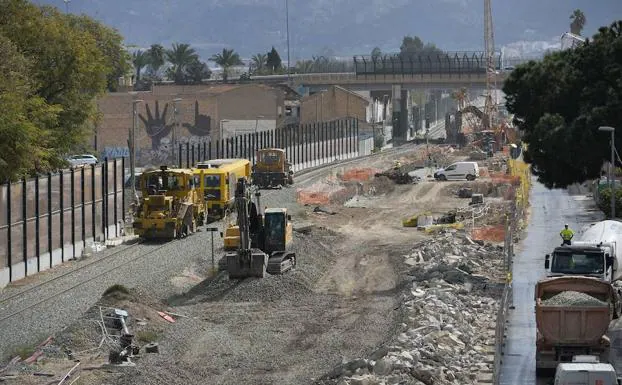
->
[226,249,268,279]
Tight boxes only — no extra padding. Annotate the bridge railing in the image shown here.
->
[353,51,501,76]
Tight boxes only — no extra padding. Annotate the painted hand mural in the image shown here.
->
[182,101,211,136]
[138,101,174,150]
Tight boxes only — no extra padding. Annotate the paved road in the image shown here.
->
[499,180,604,385]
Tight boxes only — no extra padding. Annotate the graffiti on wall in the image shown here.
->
[138,100,212,150]
[102,147,130,159]
[136,100,212,167]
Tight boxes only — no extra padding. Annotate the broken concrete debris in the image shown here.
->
[322,232,503,385]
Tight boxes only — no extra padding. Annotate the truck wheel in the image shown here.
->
[466,174,475,181]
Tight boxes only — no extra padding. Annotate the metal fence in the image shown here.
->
[175,118,360,170]
[0,118,361,287]
[0,159,125,285]
[493,158,530,384]
[353,51,502,76]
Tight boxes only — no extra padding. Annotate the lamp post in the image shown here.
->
[171,97,182,165]
[130,99,144,203]
[285,0,291,84]
[63,0,70,13]
[599,126,616,219]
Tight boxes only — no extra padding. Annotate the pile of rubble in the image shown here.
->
[318,230,505,385]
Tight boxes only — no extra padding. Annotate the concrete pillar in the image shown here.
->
[391,85,404,143]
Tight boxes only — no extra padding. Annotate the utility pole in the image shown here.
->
[63,0,70,13]
[285,0,291,85]
[130,99,144,204]
[599,126,617,219]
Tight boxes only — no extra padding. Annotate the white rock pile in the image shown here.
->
[318,231,506,385]
[542,291,607,307]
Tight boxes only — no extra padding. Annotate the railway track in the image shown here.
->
[0,143,423,325]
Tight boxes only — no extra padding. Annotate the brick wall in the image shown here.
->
[96,84,285,166]
[300,86,368,124]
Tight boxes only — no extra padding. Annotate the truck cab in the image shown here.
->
[545,244,615,282]
[554,355,619,385]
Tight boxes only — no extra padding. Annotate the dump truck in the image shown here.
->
[224,177,296,278]
[545,220,622,284]
[251,148,294,189]
[535,276,619,376]
[132,166,205,239]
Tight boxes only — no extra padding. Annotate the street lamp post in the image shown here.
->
[285,0,291,84]
[63,0,71,13]
[171,97,182,165]
[599,126,616,219]
[130,99,144,203]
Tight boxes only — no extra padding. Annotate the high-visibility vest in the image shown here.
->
[560,229,574,240]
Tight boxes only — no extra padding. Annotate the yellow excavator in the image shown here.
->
[223,177,296,279]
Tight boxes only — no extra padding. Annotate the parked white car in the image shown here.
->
[67,154,98,168]
[434,161,479,181]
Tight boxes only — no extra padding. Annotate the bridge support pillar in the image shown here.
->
[391,85,408,144]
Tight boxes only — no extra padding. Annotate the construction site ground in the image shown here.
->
[0,144,516,385]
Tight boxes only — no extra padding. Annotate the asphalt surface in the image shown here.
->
[498,180,604,385]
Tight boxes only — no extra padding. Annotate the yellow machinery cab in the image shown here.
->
[132,166,205,239]
[251,148,294,188]
[194,158,250,220]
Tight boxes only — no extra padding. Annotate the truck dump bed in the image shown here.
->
[535,277,614,345]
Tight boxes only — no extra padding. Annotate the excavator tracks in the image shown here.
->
[266,251,296,275]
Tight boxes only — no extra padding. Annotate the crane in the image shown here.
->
[483,0,497,130]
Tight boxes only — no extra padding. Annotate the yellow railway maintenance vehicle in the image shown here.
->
[194,158,251,221]
[132,166,206,240]
[251,148,294,189]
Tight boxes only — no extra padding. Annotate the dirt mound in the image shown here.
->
[471,225,506,243]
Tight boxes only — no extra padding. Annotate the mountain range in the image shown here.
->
[32,0,622,61]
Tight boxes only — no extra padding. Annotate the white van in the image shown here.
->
[434,161,479,181]
[554,356,619,385]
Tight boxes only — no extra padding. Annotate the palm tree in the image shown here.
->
[165,43,199,84]
[570,9,586,35]
[132,50,149,85]
[147,44,165,75]
[250,53,267,74]
[209,48,243,81]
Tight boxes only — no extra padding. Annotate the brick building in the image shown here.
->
[300,85,369,124]
[95,84,285,166]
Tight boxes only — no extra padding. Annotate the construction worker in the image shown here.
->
[560,224,574,246]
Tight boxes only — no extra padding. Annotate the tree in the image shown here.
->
[371,47,382,59]
[209,48,243,81]
[250,53,267,74]
[266,46,282,73]
[132,50,149,85]
[570,9,586,35]
[147,43,165,75]
[503,20,622,188]
[184,58,211,84]
[399,35,443,57]
[0,33,59,181]
[66,14,130,92]
[165,43,199,84]
[0,0,118,169]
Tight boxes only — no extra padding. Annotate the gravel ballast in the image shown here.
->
[542,291,607,307]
